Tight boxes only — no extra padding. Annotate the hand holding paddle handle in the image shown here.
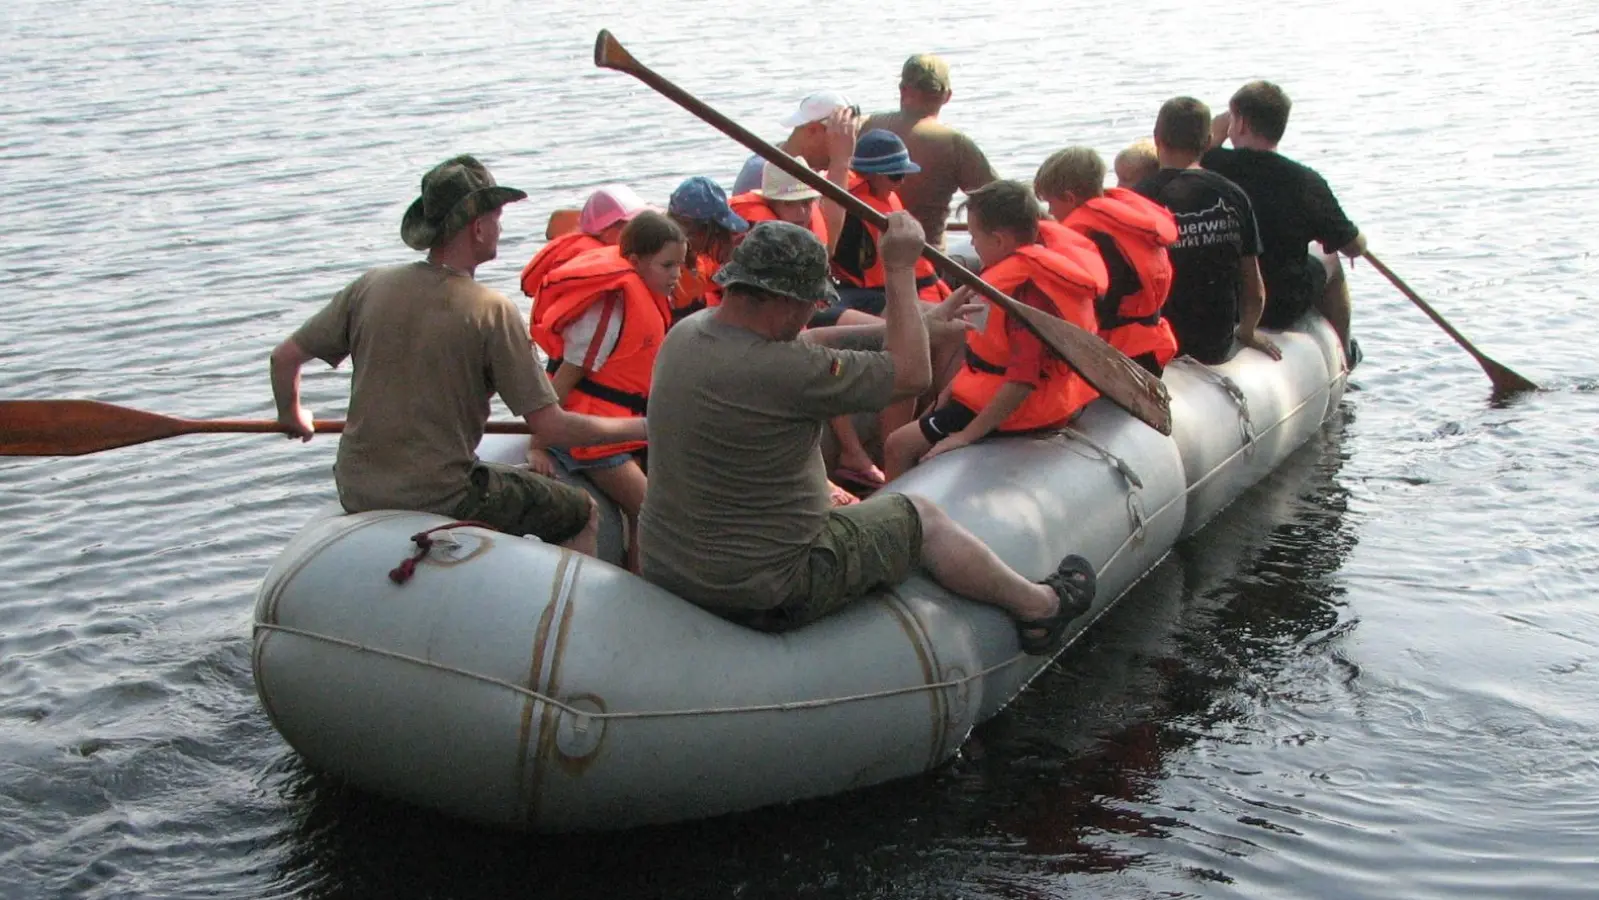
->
[0,400,531,457]
[1362,252,1538,395]
[592,30,1172,436]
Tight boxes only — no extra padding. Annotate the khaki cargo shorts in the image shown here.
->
[741,492,924,632]
[450,462,593,545]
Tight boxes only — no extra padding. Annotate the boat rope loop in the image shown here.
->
[388,521,493,585]
[1061,427,1147,541]
[253,621,1029,722]
[1218,375,1258,449]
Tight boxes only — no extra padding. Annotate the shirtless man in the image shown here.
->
[862,54,997,249]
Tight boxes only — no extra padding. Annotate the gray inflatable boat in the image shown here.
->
[252,316,1346,832]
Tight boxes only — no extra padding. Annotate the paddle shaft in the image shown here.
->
[1362,251,1539,394]
[591,30,1171,436]
[0,400,530,456]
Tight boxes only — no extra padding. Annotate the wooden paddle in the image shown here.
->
[592,30,1172,436]
[0,400,530,457]
[546,208,581,240]
[1362,251,1539,395]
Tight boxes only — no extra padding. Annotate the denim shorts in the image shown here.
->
[548,445,635,474]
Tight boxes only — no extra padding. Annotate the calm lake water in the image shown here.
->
[4,0,1599,897]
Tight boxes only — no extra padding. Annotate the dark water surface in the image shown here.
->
[4,0,1599,897]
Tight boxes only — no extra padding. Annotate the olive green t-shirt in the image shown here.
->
[290,261,558,514]
[861,110,997,248]
[639,312,896,610]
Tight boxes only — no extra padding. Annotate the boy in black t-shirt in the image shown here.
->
[1134,96,1280,365]
[1203,80,1366,365]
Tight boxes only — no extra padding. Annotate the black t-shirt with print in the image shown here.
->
[1202,147,1359,314]
[1134,167,1262,364]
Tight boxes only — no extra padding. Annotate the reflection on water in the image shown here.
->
[266,410,1357,899]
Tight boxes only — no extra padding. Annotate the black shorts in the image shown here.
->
[918,401,978,444]
[1260,253,1328,329]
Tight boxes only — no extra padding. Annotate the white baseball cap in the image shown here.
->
[757,162,821,203]
[780,90,853,128]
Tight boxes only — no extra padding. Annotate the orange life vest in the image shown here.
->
[729,191,829,246]
[950,245,1101,432]
[520,232,603,303]
[671,253,722,325]
[1037,220,1110,295]
[832,174,950,302]
[530,246,671,459]
[1064,188,1179,368]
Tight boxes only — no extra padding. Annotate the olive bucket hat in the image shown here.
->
[713,220,838,306]
[400,155,528,251]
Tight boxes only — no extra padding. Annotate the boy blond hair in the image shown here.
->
[1113,139,1159,187]
[1033,147,1106,206]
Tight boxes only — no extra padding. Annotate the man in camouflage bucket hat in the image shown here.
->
[269,154,647,555]
[400,154,529,250]
[640,213,1094,654]
[712,219,838,309]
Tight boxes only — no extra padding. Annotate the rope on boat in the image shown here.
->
[257,368,1343,723]
[388,521,494,584]
[253,621,1030,720]
[1089,366,1341,578]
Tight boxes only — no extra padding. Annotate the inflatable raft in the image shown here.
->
[252,316,1346,832]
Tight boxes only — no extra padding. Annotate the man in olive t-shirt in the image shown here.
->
[639,216,1096,655]
[269,155,648,554]
[862,54,997,249]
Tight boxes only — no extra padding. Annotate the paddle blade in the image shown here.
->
[593,30,635,72]
[1004,303,1173,435]
[1486,360,1541,397]
[0,400,191,456]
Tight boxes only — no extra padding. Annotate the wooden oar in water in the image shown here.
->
[592,29,1172,436]
[0,400,530,457]
[1362,252,1538,396]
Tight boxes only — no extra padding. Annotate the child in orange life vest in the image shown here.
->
[1035,146,1180,376]
[730,162,829,246]
[520,184,648,304]
[826,129,950,321]
[666,176,749,326]
[529,211,686,570]
[883,180,1101,479]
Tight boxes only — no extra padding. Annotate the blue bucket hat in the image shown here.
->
[668,176,749,233]
[850,129,922,176]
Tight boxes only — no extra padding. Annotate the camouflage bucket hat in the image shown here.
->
[400,155,528,251]
[713,221,839,306]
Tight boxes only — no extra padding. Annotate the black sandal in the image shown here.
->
[1016,555,1097,656]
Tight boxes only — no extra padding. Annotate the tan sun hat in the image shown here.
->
[756,162,821,203]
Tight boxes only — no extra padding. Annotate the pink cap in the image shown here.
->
[578,184,648,235]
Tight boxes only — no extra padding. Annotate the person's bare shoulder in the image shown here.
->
[862,109,907,135]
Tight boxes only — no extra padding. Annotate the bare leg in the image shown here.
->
[1316,253,1352,347]
[559,494,600,558]
[830,416,880,476]
[586,460,647,573]
[877,398,918,457]
[929,326,966,404]
[884,421,934,481]
[907,495,1056,621]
